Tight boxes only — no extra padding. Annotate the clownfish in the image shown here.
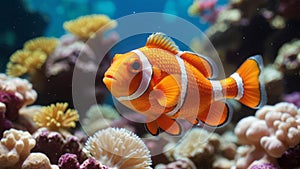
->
[103,32,267,136]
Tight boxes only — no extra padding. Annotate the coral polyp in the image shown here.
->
[23,37,59,55]
[6,50,47,77]
[33,102,79,131]
[63,14,117,40]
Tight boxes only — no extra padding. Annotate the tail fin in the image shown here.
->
[228,55,267,108]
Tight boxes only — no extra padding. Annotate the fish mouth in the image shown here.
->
[105,74,116,80]
[103,74,117,90]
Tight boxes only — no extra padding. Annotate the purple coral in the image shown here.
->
[32,128,87,164]
[278,144,300,169]
[0,90,23,121]
[284,92,300,108]
[58,153,80,169]
[58,153,106,169]
[250,163,278,169]
[0,103,12,138]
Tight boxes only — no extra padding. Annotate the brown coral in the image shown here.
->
[23,37,59,55]
[84,127,152,169]
[0,128,36,168]
[33,103,79,131]
[63,14,117,40]
[6,50,47,77]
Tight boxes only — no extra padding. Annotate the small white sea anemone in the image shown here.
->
[84,127,152,169]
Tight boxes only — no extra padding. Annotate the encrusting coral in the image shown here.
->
[22,152,59,169]
[63,14,117,40]
[32,128,87,164]
[234,102,300,168]
[84,127,152,169]
[0,128,36,169]
[82,104,120,135]
[33,102,79,131]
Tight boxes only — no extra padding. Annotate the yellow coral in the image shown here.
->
[34,102,79,131]
[63,14,117,40]
[6,50,47,77]
[24,37,59,55]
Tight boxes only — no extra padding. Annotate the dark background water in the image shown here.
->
[0,0,228,72]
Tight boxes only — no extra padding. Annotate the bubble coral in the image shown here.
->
[234,102,300,168]
[32,128,87,164]
[0,128,36,168]
[6,49,47,77]
[84,127,152,169]
[23,37,59,55]
[63,14,117,40]
[33,102,79,131]
[22,152,59,169]
[275,39,300,74]
[82,104,120,135]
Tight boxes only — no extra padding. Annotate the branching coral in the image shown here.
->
[234,102,300,168]
[32,128,87,164]
[63,14,117,40]
[0,128,36,168]
[82,104,120,135]
[84,127,152,169]
[33,102,79,131]
[23,37,59,55]
[6,49,47,77]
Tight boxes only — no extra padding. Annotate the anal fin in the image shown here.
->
[197,101,232,127]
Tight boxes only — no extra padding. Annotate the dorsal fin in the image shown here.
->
[180,51,219,78]
[146,32,179,54]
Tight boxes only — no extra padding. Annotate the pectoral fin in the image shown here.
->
[153,75,180,108]
[145,121,159,136]
[197,101,232,127]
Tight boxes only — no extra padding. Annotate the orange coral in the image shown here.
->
[63,14,117,40]
[33,102,79,131]
[23,37,59,55]
[6,50,47,77]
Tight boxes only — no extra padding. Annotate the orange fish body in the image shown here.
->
[103,33,267,135]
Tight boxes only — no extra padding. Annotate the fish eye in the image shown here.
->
[128,60,142,73]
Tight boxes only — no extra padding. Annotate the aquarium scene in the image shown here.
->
[1,0,300,169]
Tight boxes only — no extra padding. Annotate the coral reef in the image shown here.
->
[63,14,117,40]
[58,153,108,169]
[84,127,152,169]
[23,37,59,55]
[284,92,300,108]
[234,102,300,168]
[278,143,300,169]
[82,104,120,135]
[188,0,224,23]
[163,128,237,169]
[0,128,36,169]
[155,158,196,169]
[33,102,79,131]
[32,128,87,164]
[22,152,59,169]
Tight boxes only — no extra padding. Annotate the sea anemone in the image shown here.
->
[23,37,59,55]
[33,102,79,131]
[6,49,47,77]
[63,14,117,40]
[84,127,152,169]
